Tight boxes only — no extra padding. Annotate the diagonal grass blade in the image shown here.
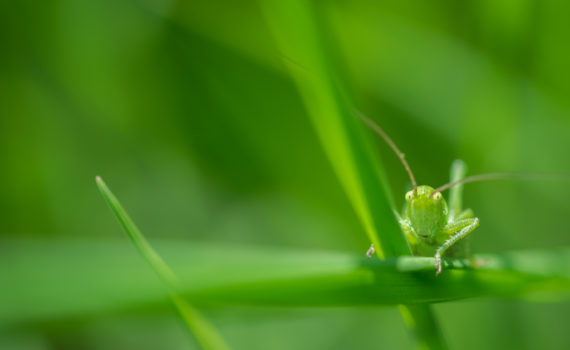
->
[96,176,229,350]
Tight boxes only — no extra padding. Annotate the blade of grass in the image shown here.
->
[259,0,407,259]
[2,236,569,327]
[181,251,570,306]
[95,176,229,350]
[259,1,446,348]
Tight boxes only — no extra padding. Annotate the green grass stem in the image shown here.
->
[259,0,447,348]
[95,176,229,350]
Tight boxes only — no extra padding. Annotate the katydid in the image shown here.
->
[358,113,515,275]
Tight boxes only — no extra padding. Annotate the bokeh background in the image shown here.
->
[2,0,570,349]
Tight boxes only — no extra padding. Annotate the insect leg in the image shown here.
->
[435,217,480,275]
[366,244,375,258]
[454,208,474,221]
[448,159,467,221]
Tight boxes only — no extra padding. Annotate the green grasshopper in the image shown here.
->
[359,114,508,275]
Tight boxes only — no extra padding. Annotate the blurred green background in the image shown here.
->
[1,0,570,349]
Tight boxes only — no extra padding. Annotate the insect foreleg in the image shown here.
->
[448,159,467,220]
[366,244,375,258]
[434,217,480,275]
[454,208,474,221]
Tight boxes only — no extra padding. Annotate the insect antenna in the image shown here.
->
[356,111,418,193]
[431,172,569,196]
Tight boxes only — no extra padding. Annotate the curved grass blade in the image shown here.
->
[259,0,407,259]
[258,1,446,348]
[95,176,229,350]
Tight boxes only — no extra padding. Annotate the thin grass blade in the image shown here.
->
[95,176,229,350]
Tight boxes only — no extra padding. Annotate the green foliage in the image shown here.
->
[259,1,446,348]
[2,1,570,349]
[2,237,569,326]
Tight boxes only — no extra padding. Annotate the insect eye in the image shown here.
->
[405,191,413,201]
[433,192,442,201]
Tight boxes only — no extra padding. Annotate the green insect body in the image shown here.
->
[398,161,479,275]
[359,113,482,275]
